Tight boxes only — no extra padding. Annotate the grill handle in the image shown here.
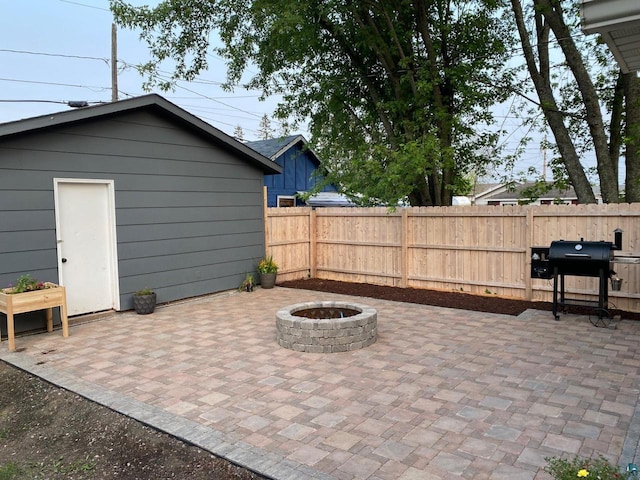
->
[564,253,592,258]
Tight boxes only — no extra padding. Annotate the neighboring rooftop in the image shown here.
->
[298,191,356,207]
[487,182,577,202]
[245,135,311,160]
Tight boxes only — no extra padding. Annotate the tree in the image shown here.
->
[257,114,274,140]
[233,124,245,142]
[111,0,515,206]
[278,120,291,138]
[508,0,640,203]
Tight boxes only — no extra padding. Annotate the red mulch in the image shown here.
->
[278,278,640,320]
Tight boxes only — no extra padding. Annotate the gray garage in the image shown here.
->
[0,94,281,333]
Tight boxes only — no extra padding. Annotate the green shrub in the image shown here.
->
[545,455,630,480]
[135,287,154,296]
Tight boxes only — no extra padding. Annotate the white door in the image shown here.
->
[54,180,120,315]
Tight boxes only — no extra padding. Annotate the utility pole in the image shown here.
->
[111,23,118,102]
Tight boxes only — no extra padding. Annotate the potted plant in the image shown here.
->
[257,256,278,289]
[133,287,156,314]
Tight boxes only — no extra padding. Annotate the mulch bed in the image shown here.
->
[279,278,640,320]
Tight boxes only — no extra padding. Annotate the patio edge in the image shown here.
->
[0,351,337,480]
[620,397,640,469]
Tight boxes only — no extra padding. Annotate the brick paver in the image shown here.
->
[2,287,640,479]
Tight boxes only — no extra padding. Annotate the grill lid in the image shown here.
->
[548,240,613,277]
[549,240,613,263]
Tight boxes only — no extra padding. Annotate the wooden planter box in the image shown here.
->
[0,284,69,352]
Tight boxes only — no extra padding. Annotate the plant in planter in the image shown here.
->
[1,274,69,351]
[257,256,278,289]
[133,287,156,314]
[239,273,255,292]
[5,274,55,293]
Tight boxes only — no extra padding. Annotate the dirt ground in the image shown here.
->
[1,279,638,479]
[0,362,266,480]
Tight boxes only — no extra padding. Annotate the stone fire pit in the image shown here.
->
[276,301,377,353]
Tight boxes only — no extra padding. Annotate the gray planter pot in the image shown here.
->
[133,293,156,314]
[259,273,277,289]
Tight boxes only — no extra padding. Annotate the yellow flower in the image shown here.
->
[257,256,278,273]
[577,469,589,477]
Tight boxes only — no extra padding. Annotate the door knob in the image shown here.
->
[61,258,67,263]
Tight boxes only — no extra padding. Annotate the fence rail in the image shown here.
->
[266,204,640,313]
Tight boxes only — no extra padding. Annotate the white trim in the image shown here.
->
[269,135,306,159]
[265,135,323,165]
[277,195,296,207]
[53,178,120,311]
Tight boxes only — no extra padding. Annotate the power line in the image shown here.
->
[156,73,278,122]
[0,75,278,128]
[57,0,110,12]
[13,52,262,100]
[0,77,110,92]
[0,99,91,105]
[0,49,247,94]
[1,10,293,137]
[167,94,263,100]
[0,48,108,63]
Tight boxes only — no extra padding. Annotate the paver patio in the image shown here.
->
[1,287,639,480]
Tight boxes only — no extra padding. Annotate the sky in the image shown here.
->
[0,0,604,185]
[0,0,290,141]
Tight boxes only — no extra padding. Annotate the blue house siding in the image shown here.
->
[0,95,280,335]
[255,137,336,207]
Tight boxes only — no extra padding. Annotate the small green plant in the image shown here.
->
[37,455,96,476]
[135,287,154,296]
[0,462,21,480]
[257,256,278,274]
[484,288,492,295]
[545,455,630,480]
[73,455,96,472]
[52,457,64,473]
[65,455,96,474]
[5,274,51,294]
[239,273,255,292]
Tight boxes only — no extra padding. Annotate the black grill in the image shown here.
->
[532,232,622,326]
[548,240,613,277]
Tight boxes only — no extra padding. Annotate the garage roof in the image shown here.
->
[0,94,282,175]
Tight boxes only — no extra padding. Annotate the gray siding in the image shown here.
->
[1,109,267,334]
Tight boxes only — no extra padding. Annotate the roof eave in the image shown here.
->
[0,94,282,175]
[581,0,640,73]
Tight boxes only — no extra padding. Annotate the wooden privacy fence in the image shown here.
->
[266,204,640,313]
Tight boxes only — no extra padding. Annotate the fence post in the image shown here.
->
[310,208,317,278]
[401,208,409,287]
[525,207,533,301]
